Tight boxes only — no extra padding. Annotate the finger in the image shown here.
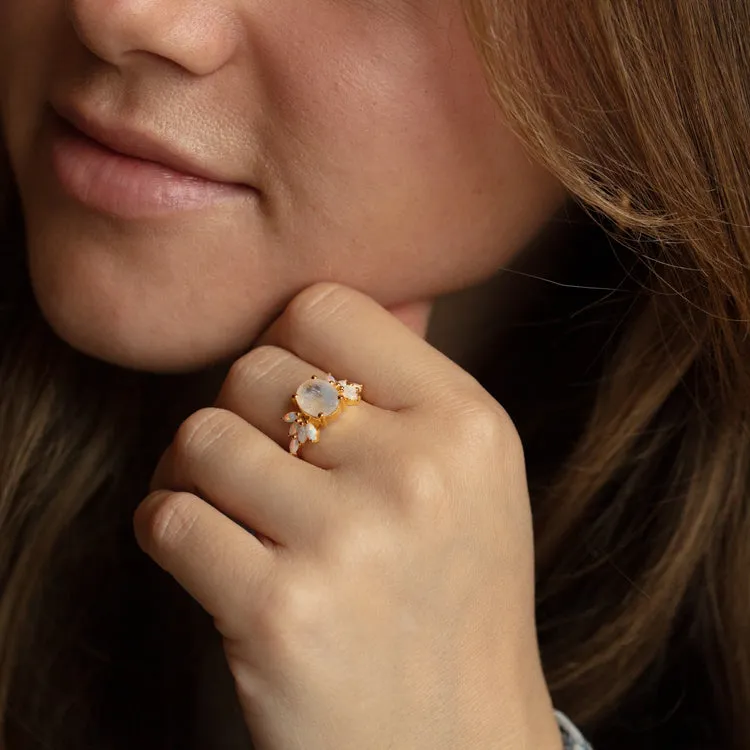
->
[152,407,333,546]
[253,283,469,411]
[215,344,386,469]
[134,489,270,637]
[151,443,274,545]
[386,299,434,339]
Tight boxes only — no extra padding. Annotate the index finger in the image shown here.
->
[252,282,469,411]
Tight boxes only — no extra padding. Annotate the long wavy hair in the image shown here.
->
[0,2,748,748]
[464,2,750,748]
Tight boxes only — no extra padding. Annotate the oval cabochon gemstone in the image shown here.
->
[295,378,340,418]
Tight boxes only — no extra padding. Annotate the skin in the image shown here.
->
[0,0,565,372]
[1,0,569,747]
[141,282,564,750]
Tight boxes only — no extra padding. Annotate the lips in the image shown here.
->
[47,101,256,219]
[51,100,247,186]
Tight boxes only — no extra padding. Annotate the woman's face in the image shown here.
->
[0,0,565,372]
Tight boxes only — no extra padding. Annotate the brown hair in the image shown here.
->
[464,1,750,747]
[0,1,748,748]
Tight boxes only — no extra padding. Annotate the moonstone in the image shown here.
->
[295,378,340,418]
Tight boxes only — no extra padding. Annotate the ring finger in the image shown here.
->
[215,344,387,470]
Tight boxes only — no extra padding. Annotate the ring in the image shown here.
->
[282,373,363,456]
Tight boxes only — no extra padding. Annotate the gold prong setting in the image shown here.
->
[283,373,363,456]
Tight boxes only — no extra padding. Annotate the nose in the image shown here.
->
[65,0,241,76]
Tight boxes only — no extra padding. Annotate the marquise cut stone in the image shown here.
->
[296,378,340,418]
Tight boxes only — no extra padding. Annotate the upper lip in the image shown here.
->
[51,100,247,186]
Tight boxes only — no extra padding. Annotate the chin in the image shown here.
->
[58,325,244,373]
[37,298,252,373]
[26,250,268,375]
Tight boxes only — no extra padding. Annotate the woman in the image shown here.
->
[0,0,746,747]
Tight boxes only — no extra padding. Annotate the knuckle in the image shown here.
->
[224,345,289,393]
[254,577,326,648]
[173,407,234,460]
[268,580,317,624]
[451,402,523,458]
[140,491,199,553]
[388,451,464,534]
[285,282,350,332]
[494,408,525,460]
[392,450,450,512]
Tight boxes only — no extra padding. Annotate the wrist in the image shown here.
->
[516,657,564,750]
[523,694,564,750]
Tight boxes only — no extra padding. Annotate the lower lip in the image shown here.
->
[49,115,253,219]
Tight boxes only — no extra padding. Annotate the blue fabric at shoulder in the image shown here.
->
[555,710,593,749]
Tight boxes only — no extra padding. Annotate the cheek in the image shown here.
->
[256,3,564,295]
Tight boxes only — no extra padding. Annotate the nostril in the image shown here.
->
[64,0,241,76]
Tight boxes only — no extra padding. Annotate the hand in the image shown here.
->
[135,282,561,750]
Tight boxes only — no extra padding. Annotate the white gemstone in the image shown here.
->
[304,423,319,442]
[295,378,340,418]
[342,383,361,400]
[289,424,298,436]
[289,437,300,455]
[327,373,337,383]
[283,412,298,423]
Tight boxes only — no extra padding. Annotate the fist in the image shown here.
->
[135,282,561,750]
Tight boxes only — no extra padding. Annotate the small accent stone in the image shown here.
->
[342,383,361,400]
[296,378,340,418]
[283,412,298,423]
[289,424,298,436]
[304,423,319,442]
[289,437,300,455]
[327,373,337,383]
